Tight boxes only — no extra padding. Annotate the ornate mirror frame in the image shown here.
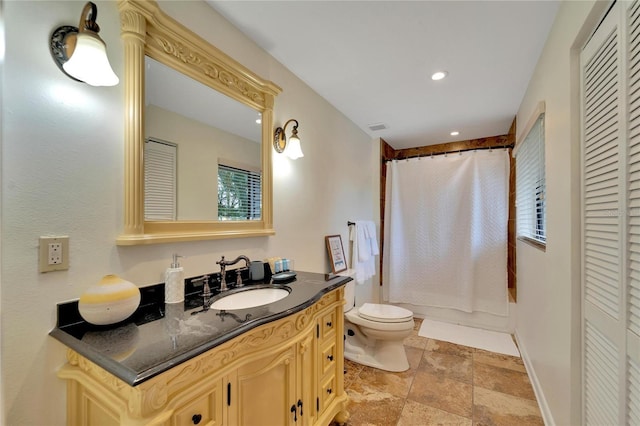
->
[116,0,281,245]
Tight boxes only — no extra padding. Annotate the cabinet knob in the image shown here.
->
[326,321,332,327]
[192,414,202,424]
[327,388,333,395]
[327,354,334,361]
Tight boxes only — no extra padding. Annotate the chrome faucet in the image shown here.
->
[216,255,251,291]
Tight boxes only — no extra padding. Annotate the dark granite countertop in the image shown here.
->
[50,270,351,387]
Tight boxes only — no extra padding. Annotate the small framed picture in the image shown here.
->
[325,235,347,273]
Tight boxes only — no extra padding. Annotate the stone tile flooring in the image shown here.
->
[337,318,543,426]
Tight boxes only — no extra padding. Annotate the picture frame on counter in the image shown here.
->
[325,235,347,273]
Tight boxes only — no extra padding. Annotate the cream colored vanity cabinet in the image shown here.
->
[58,288,349,426]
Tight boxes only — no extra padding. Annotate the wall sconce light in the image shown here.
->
[273,119,304,159]
[49,2,119,87]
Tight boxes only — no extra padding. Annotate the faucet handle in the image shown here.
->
[201,275,212,297]
[216,256,226,266]
[235,269,244,288]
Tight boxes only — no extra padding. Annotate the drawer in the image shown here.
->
[320,310,337,340]
[171,390,218,426]
[321,341,337,377]
[318,373,337,414]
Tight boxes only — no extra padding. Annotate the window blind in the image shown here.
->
[217,164,262,220]
[144,139,177,220]
[515,114,546,243]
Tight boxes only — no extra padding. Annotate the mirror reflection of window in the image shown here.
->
[217,163,262,221]
[145,138,177,220]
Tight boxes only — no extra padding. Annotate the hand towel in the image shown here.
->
[350,220,378,284]
[364,221,380,256]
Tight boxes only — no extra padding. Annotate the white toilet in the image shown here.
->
[343,279,415,372]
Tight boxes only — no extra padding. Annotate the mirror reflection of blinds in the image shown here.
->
[217,164,262,220]
[144,139,177,220]
[515,114,546,243]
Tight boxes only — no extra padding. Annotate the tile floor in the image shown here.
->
[337,318,543,426]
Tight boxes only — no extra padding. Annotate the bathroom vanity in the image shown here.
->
[50,272,350,425]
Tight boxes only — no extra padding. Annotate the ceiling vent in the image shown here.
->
[368,123,387,132]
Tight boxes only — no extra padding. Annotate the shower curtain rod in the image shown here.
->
[387,144,513,162]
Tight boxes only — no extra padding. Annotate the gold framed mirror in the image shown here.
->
[117,0,281,245]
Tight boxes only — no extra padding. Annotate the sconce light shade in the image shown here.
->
[286,136,304,159]
[273,119,304,159]
[50,2,119,87]
[63,32,119,86]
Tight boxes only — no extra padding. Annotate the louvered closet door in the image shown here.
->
[581,2,640,425]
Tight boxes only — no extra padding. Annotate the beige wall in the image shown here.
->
[515,1,610,425]
[146,105,261,220]
[0,1,377,424]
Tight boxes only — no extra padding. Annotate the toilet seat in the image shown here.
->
[358,303,414,323]
[345,306,414,332]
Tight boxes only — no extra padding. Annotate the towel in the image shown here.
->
[350,220,379,284]
[364,221,380,257]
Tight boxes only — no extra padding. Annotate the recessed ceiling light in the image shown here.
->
[450,131,460,136]
[431,71,448,81]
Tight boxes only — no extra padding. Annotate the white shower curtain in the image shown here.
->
[383,150,509,316]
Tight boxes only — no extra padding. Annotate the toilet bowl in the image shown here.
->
[343,280,414,372]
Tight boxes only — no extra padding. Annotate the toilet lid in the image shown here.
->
[358,303,413,323]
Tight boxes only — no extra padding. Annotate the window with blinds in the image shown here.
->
[144,139,177,220]
[217,163,262,220]
[515,113,546,244]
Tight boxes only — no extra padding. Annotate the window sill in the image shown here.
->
[517,236,546,252]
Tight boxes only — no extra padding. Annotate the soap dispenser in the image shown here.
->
[165,254,184,303]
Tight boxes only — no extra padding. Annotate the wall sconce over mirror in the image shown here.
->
[50,1,119,87]
[274,119,304,159]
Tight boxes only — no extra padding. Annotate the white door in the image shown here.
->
[581,2,640,424]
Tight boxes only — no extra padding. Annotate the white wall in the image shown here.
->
[515,1,610,425]
[0,1,377,424]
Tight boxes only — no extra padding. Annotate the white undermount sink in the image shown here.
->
[209,286,291,310]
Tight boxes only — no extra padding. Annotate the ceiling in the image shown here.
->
[206,0,560,150]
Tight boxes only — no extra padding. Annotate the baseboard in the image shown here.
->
[514,331,554,426]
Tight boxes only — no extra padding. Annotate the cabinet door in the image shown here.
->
[65,380,121,426]
[233,345,298,426]
[297,331,316,426]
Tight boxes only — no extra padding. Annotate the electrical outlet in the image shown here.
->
[49,242,62,264]
[39,236,69,273]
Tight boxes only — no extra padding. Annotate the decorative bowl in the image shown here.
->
[78,274,141,325]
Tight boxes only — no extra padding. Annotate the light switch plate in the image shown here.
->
[39,236,69,273]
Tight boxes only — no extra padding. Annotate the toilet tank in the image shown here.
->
[344,278,356,312]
